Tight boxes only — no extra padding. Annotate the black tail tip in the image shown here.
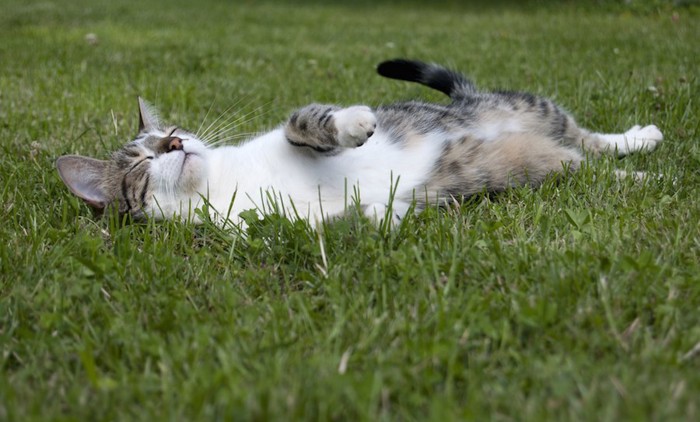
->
[376,59,425,81]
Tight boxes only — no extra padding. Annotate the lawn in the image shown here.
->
[1,0,699,420]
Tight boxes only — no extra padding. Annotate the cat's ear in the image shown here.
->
[56,155,110,210]
[137,97,161,133]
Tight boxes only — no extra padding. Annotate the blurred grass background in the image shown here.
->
[1,0,699,420]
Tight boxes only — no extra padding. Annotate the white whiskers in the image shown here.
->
[196,94,249,137]
[195,94,271,148]
[206,132,261,147]
[199,101,271,147]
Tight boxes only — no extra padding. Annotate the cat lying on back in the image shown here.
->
[56,59,663,227]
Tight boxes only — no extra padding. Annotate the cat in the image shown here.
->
[56,59,663,228]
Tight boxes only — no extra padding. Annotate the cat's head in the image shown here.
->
[56,98,209,219]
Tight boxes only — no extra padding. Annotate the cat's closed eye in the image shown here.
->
[122,146,142,158]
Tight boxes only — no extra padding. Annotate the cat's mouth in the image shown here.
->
[179,151,200,172]
[158,150,204,195]
[175,150,206,188]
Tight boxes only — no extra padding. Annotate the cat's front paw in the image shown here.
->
[626,124,664,152]
[334,106,377,148]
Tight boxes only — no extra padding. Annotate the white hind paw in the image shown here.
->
[626,124,664,152]
[334,106,377,148]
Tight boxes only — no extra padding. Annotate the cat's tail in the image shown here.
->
[376,59,477,101]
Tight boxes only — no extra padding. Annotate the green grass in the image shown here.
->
[2,0,700,420]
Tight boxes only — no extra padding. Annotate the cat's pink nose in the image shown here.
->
[167,137,183,152]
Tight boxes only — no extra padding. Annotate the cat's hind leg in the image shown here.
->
[593,124,664,157]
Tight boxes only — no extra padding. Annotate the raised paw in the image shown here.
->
[334,106,377,148]
[626,124,664,152]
